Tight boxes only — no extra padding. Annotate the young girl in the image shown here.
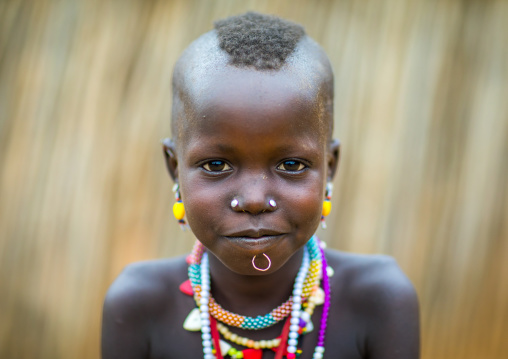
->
[102,12,420,359]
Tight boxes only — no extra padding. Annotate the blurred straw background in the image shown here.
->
[1,0,507,358]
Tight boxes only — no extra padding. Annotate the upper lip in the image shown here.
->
[225,228,285,238]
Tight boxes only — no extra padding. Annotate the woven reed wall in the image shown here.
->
[1,0,507,358]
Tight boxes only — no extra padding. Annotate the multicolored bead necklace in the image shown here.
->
[216,322,281,350]
[186,235,331,358]
[215,282,322,352]
[188,238,322,330]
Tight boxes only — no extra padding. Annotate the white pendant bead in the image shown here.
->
[301,312,311,322]
[305,319,314,333]
[313,287,325,305]
[183,308,202,331]
[219,340,232,354]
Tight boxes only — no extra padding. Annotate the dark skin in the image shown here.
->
[102,34,419,359]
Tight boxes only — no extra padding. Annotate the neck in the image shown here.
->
[207,247,305,317]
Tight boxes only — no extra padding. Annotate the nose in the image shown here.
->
[231,177,277,215]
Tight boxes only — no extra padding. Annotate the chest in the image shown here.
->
[147,296,365,359]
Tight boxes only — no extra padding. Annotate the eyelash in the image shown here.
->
[201,160,232,172]
[276,160,307,172]
[200,159,308,173]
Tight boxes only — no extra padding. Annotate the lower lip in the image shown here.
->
[224,234,285,252]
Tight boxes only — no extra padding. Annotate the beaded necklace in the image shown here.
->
[215,284,321,351]
[187,236,330,359]
[188,238,322,330]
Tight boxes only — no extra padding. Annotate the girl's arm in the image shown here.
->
[362,257,420,359]
[101,267,150,359]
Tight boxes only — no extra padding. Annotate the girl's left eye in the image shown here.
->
[202,160,232,172]
[277,160,306,172]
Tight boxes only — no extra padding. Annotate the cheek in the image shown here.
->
[293,191,323,223]
[279,180,325,225]
[179,177,227,231]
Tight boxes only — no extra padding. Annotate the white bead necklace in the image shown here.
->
[199,248,311,358]
[287,248,310,355]
[200,253,215,359]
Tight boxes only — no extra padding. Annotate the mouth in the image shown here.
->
[223,229,287,250]
[225,228,284,239]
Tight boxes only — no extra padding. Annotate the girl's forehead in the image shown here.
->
[183,66,326,123]
[178,96,327,163]
[176,68,328,155]
[189,64,322,105]
[201,72,316,110]
[185,73,321,133]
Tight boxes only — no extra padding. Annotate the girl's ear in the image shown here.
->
[327,139,340,181]
[162,138,178,182]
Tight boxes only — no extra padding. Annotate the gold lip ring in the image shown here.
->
[252,253,271,271]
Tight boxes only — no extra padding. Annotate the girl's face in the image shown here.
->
[168,67,337,275]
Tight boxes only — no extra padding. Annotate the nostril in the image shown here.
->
[230,197,277,215]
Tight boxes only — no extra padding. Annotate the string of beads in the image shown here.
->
[188,238,322,330]
[188,236,330,358]
[216,283,321,351]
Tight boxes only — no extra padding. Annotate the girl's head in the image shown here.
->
[163,12,339,275]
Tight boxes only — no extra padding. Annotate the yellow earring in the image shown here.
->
[321,182,333,229]
[173,183,188,230]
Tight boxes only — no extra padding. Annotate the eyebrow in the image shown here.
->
[213,143,237,153]
[185,141,238,158]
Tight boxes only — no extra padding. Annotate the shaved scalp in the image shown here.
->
[171,12,334,142]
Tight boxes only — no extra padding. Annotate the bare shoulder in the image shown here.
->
[324,249,420,358]
[325,249,417,308]
[101,256,190,358]
[103,256,188,321]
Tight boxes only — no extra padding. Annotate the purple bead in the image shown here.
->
[317,244,331,349]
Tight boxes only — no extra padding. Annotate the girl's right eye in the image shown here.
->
[201,160,232,172]
[277,160,306,172]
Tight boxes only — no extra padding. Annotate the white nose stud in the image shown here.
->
[232,198,276,211]
[231,199,239,208]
